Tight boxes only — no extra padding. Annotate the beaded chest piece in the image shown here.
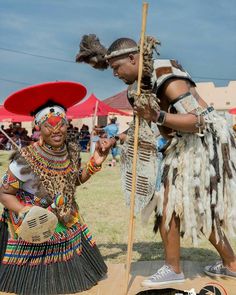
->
[21,142,80,227]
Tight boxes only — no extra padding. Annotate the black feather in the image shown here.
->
[76,34,108,70]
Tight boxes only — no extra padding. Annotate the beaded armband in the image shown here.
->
[171,92,203,115]
[86,156,102,176]
[1,170,21,190]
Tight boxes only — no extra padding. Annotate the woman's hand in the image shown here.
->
[0,191,25,214]
[93,138,116,166]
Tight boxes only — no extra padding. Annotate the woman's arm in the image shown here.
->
[77,137,116,185]
[0,186,24,213]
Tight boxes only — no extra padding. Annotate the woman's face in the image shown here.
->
[40,117,67,148]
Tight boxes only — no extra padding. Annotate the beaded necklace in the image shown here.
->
[21,142,74,175]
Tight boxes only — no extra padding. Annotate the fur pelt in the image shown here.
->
[76,34,108,70]
[149,110,236,245]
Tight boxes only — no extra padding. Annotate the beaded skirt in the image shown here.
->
[0,191,107,295]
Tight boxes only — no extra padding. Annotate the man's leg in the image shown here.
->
[111,147,117,166]
[159,211,181,273]
[159,184,181,273]
[141,186,184,287]
[208,228,236,271]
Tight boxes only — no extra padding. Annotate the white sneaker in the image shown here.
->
[141,264,185,287]
[204,261,236,279]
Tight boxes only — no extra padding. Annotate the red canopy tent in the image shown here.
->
[67,93,130,118]
[0,105,33,122]
[229,108,236,115]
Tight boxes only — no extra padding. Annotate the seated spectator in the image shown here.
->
[31,127,41,142]
[79,124,90,151]
[67,119,79,143]
[4,124,14,137]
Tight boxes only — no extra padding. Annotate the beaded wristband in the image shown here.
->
[86,156,102,176]
[156,110,167,126]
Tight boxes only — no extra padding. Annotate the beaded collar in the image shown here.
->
[21,142,74,175]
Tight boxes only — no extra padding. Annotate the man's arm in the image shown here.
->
[135,78,207,133]
[161,113,200,133]
[158,78,208,133]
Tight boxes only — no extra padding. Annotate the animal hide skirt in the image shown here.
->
[153,110,236,245]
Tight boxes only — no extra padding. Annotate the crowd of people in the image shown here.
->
[0,123,31,149]
[0,119,121,163]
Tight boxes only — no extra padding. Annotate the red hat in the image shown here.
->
[4,81,87,116]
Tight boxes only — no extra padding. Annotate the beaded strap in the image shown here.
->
[77,167,83,185]
[86,156,102,175]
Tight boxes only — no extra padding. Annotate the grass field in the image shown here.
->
[0,150,235,264]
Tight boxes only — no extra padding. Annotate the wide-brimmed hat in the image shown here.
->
[4,81,87,116]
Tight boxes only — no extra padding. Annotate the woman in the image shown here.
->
[0,81,115,294]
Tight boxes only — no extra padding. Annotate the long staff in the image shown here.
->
[124,2,149,294]
[0,127,20,150]
[90,100,99,154]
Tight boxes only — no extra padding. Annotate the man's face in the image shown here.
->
[109,54,139,85]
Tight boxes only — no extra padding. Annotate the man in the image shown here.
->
[76,35,236,287]
[96,116,119,166]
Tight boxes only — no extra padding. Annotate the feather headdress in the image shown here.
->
[75,34,108,70]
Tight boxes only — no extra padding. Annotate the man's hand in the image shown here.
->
[133,105,159,122]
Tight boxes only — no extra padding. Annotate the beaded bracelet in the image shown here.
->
[156,110,167,126]
[86,156,102,176]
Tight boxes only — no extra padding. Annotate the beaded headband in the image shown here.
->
[34,106,67,126]
[105,47,139,60]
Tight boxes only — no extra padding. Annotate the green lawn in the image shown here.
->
[0,150,235,264]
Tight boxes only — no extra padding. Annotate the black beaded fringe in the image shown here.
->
[0,234,107,295]
[0,219,8,263]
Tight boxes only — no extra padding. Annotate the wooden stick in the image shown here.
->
[90,100,99,154]
[124,2,149,294]
[0,127,20,150]
[92,100,99,128]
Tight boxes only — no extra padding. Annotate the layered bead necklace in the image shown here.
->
[22,142,74,175]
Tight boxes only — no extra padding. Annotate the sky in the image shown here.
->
[0,0,236,104]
